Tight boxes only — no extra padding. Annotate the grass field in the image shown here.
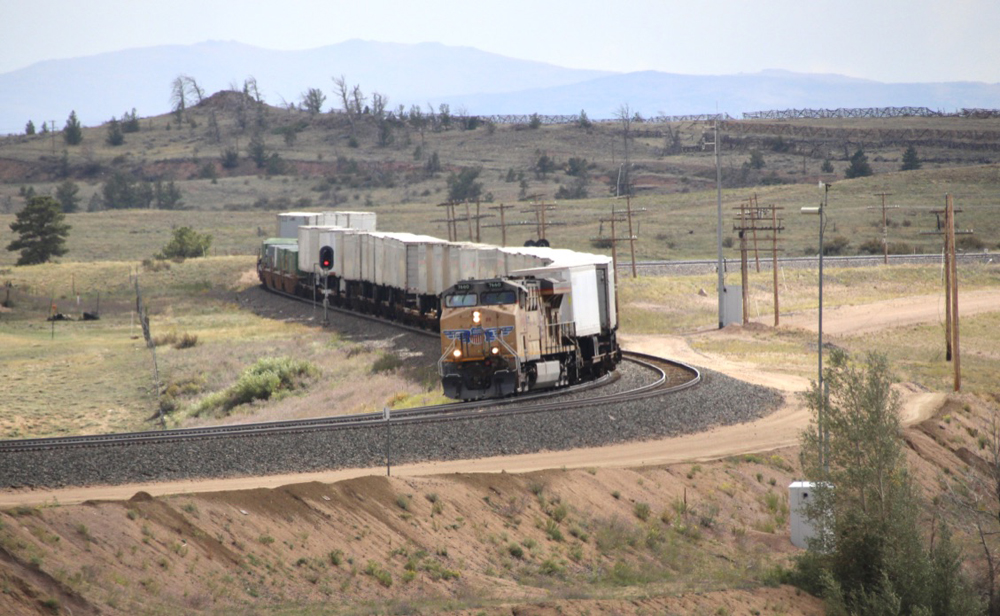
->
[2,107,999,439]
[3,255,997,439]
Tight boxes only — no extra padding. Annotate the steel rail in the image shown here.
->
[0,353,695,454]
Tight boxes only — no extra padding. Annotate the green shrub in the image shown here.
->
[191,357,318,416]
[371,353,403,374]
[508,544,524,559]
[545,519,563,542]
[363,560,393,587]
[633,502,651,521]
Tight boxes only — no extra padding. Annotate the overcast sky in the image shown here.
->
[2,0,997,83]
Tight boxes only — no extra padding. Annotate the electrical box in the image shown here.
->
[789,481,832,549]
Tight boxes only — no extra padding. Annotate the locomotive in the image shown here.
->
[258,211,621,400]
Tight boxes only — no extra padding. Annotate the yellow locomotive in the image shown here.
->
[438,259,620,400]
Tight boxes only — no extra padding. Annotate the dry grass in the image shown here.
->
[2,109,999,265]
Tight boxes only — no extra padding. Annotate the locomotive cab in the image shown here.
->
[438,279,526,399]
[438,277,579,400]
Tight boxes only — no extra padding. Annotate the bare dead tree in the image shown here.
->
[170,76,187,123]
[370,92,388,119]
[615,103,634,196]
[351,84,366,116]
[183,76,205,104]
[333,75,356,134]
[243,76,263,104]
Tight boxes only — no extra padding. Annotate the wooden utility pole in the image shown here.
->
[947,195,961,391]
[739,231,749,324]
[771,205,780,326]
[434,200,493,242]
[625,194,637,278]
[869,192,898,264]
[922,194,971,391]
[732,198,784,326]
[487,203,516,246]
[596,205,629,294]
[520,199,560,242]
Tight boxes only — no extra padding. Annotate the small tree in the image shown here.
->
[446,167,483,202]
[55,180,80,213]
[221,147,239,169]
[797,350,979,614]
[106,117,124,146]
[901,146,922,171]
[821,159,835,173]
[577,109,592,129]
[247,132,267,168]
[535,153,557,178]
[25,120,35,135]
[301,88,326,114]
[154,180,183,210]
[746,149,766,170]
[845,148,873,179]
[6,196,71,265]
[157,226,212,259]
[528,113,542,129]
[122,108,141,133]
[63,110,83,145]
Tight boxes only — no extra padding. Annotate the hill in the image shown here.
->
[1,96,999,267]
[2,40,999,134]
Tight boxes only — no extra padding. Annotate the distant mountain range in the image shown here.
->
[1,40,998,135]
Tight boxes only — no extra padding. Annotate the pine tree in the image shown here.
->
[106,117,124,146]
[25,120,35,135]
[55,180,80,213]
[844,148,873,178]
[63,110,83,145]
[901,146,921,171]
[6,196,71,265]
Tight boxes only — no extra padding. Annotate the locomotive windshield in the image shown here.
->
[480,290,517,305]
[444,293,477,308]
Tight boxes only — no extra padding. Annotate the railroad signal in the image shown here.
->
[319,246,333,270]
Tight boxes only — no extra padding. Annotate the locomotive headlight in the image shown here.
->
[452,349,462,358]
[491,347,500,355]
[472,310,481,324]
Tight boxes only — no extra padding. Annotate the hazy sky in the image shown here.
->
[2,0,998,83]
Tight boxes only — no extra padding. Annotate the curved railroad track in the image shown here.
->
[0,352,697,455]
[0,283,715,488]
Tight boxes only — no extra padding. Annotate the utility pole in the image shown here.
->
[708,119,725,328]
[922,195,971,379]
[487,203,516,246]
[596,204,628,297]
[923,195,971,390]
[802,182,830,474]
[947,195,961,392]
[625,193,637,278]
[869,192,898,264]
[732,198,784,326]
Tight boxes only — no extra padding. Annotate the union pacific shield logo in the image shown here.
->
[443,326,514,343]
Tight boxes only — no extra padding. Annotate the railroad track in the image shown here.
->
[0,352,698,455]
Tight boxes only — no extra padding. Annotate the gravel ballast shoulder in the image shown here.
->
[0,368,781,488]
[0,286,783,488]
